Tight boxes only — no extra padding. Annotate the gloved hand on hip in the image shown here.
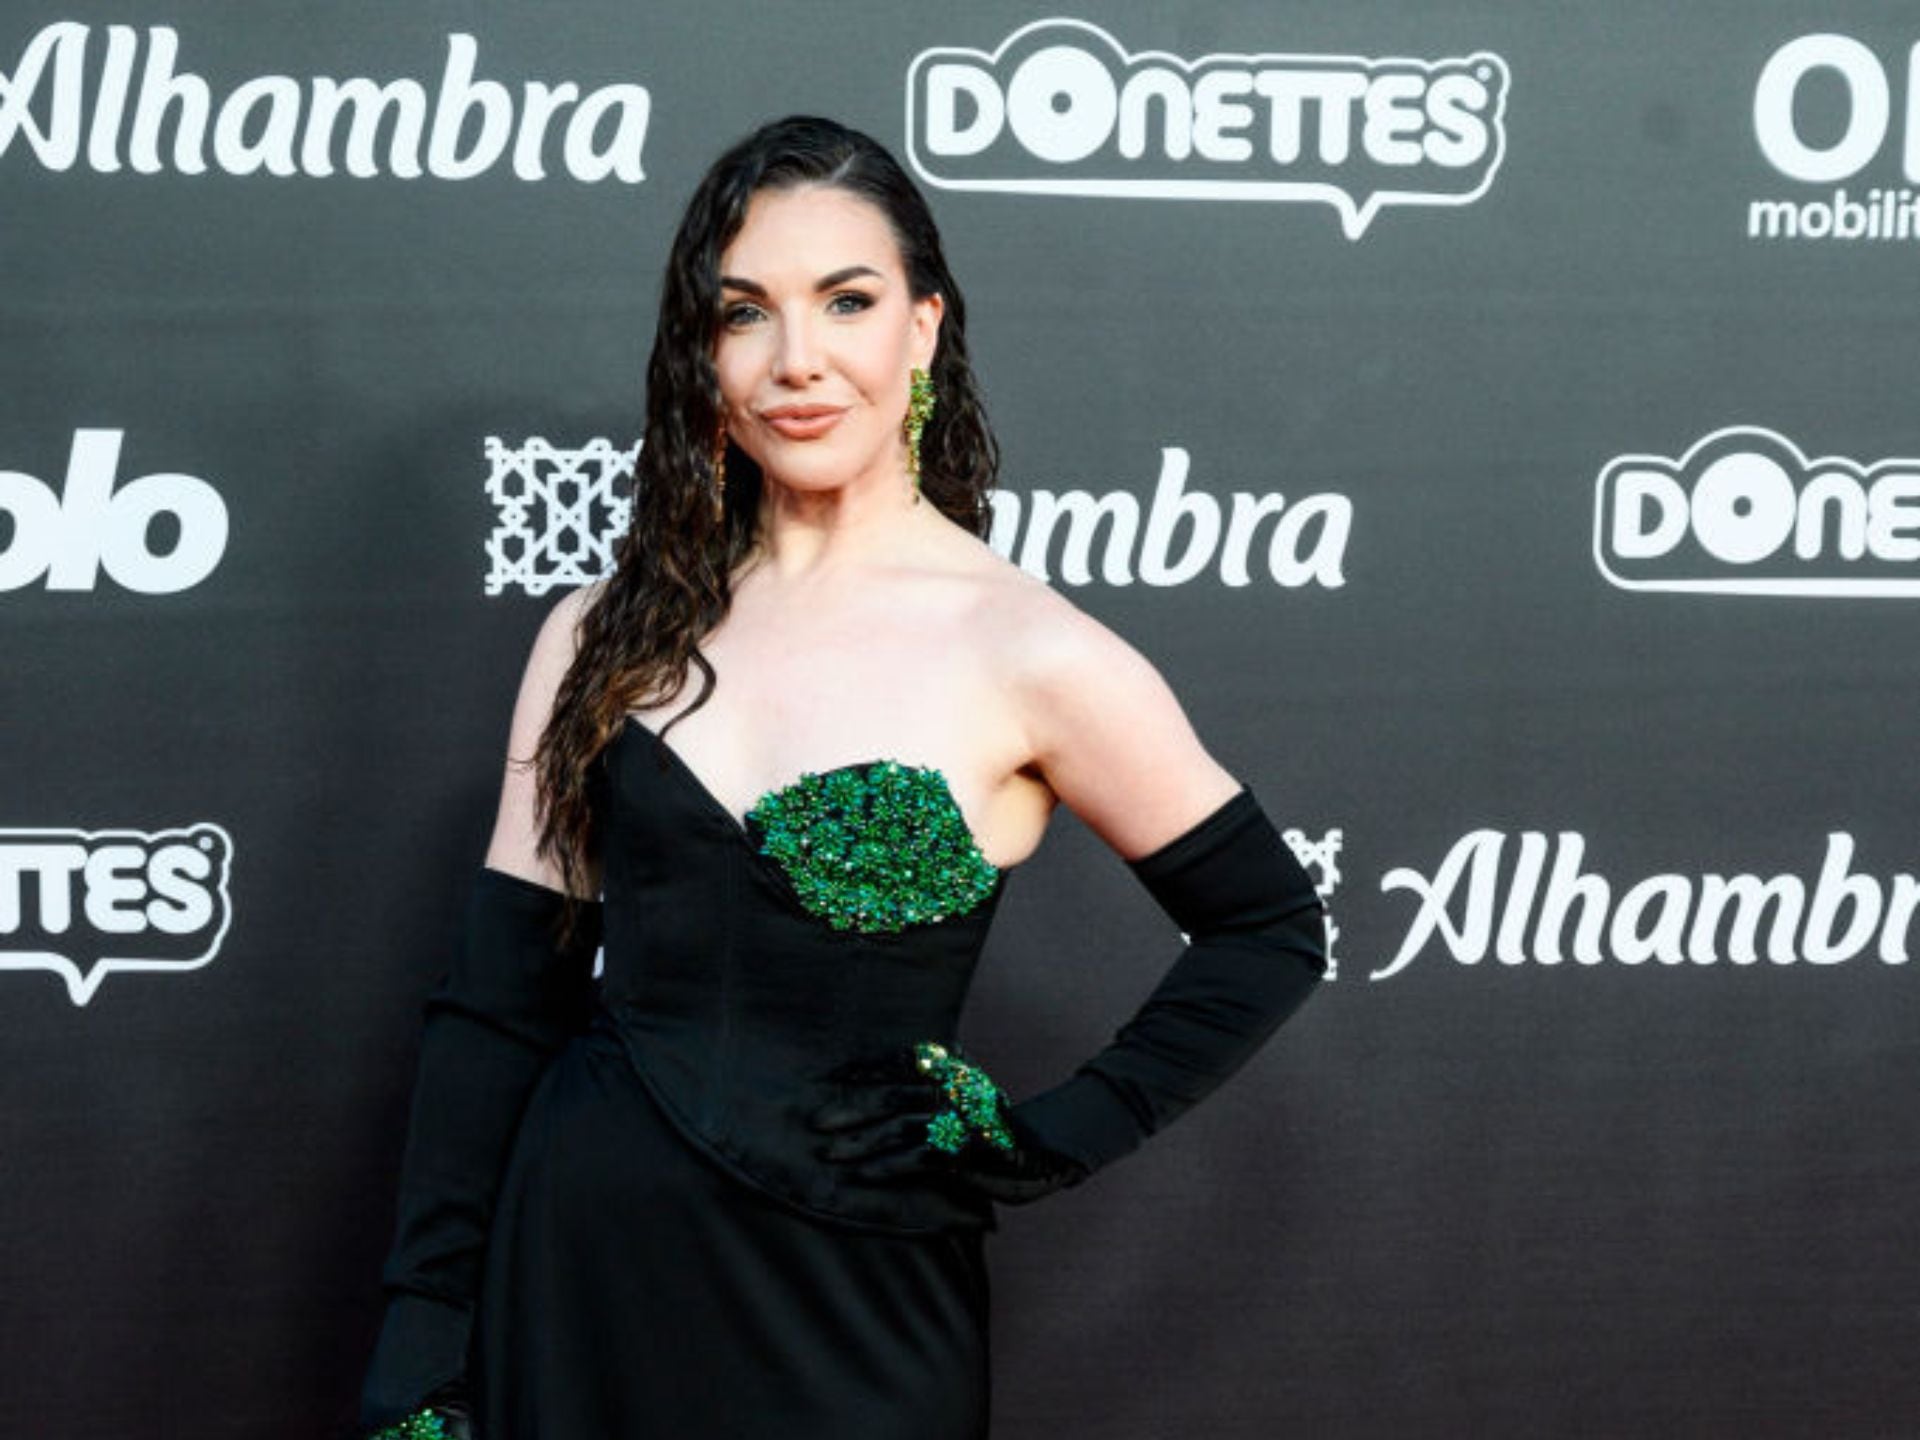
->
[810,1041,1090,1206]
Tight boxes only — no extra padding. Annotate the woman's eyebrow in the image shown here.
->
[718,265,884,297]
[814,265,883,289]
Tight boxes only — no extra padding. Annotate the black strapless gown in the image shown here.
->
[467,717,1017,1438]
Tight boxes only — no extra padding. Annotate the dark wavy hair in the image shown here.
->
[532,115,1001,940]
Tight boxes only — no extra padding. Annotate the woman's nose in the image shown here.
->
[771,312,825,383]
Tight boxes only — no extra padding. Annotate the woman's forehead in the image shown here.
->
[721,186,904,281]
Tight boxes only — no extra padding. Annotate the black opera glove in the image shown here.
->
[358,868,601,1436]
[810,785,1327,1199]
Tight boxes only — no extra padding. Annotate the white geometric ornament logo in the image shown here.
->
[484,436,639,597]
[1285,827,1344,980]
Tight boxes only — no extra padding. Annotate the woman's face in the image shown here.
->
[713,184,943,497]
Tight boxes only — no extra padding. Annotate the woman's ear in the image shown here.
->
[910,292,945,370]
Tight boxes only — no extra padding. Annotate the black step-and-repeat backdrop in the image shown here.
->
[5,5,1917,1436]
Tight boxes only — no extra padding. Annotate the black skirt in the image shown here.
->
[471,1015,993,1438]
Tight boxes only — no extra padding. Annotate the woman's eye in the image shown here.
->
[828,291,874,315]
[721,302,764,328]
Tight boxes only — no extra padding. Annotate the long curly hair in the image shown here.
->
[532,115,1001,944]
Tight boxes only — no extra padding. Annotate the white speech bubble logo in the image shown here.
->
[0,824,235,1004]
[905,18,1511,238]
[1594,426,1920,596]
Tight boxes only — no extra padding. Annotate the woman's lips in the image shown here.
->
[763,406,846,439]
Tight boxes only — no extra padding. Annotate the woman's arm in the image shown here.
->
[1004,589,1248,862]
[1007,595,1329,1168]
[359,591,603,1433]
[483,584,604,897]
[813,587,1326,1199]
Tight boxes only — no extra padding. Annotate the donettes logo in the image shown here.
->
[1593,427,1920,598]
[0,824,235,1004]
[905,18,1510,238]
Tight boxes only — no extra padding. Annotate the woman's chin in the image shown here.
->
[757,451,895,495]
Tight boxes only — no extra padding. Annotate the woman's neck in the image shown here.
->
[748,471,930,581]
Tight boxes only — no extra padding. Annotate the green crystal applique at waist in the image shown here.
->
[744,760,1000,933]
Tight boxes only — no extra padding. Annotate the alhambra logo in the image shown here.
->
[1376,831,1919,980]
[905,18,1510,238]
[0,23,650,181]
[483,437,1353,596]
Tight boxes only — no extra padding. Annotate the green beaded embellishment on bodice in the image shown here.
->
[368,1409,459,1440]
[744,760,1000,933]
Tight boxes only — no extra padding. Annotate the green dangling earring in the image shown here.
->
[903,365,936,504]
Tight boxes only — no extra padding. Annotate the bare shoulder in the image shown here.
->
[481,583,603,897]
[985,568,1156,730]
[979,563,1244,862]
[515,582,598,719]
[540,579,598,650]
[954,544,1138,702]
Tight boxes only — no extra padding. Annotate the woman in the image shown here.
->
[358,115,1326,1440]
